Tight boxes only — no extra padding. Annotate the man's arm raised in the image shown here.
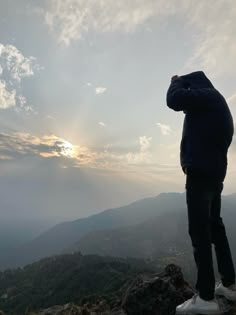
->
[166,76,220,112]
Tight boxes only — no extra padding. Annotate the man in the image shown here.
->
[166,71,236,314]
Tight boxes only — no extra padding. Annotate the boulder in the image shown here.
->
[122,263,196,315]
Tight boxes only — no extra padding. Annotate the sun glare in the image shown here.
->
[59,140,78,158]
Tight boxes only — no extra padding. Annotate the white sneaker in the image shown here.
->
[176,293,221,314]
[215,280,236,301]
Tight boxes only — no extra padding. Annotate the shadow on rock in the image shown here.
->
[122,263,195,315]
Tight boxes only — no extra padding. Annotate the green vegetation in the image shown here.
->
[0,252,158,315]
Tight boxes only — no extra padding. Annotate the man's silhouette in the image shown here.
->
[166,71,236,314]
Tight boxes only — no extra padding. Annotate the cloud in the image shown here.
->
[180,1,236,77]
[44,0,160,46]
[42,1,236,78]
[156,122,172,136]
[0,80,16,109]
[0,44,35,81]
[98,121,106,127]
[0,43,39,111]
[139,136,152,152]
[0,132,86,162]
[126,136,152,164]
[0,132,157,171]
[45,115,56,120]
[95,87,107,95]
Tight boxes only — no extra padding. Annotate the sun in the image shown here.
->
[59,140,78,158]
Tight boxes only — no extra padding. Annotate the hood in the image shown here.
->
[180,71,214,89]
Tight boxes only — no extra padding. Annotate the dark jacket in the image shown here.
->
[166,71,234,181]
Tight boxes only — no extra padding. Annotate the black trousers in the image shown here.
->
[186,173,235,300]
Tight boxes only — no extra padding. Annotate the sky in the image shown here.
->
[0,0,236,225]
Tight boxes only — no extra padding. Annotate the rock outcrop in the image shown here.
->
[122,263,236,315]
[122,263,195,315]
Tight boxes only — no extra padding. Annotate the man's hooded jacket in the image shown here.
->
[166,71,234,181]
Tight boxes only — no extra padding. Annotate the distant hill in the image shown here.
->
[0,253,159,315]
[0,220,52,255]
[68,193,236,263]
[1,192,236,271]
[0,192,185,269]
[68,210,191,259]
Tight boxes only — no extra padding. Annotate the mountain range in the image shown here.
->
[1,192,236,271]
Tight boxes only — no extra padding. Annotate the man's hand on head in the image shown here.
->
[171,75,179,82]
